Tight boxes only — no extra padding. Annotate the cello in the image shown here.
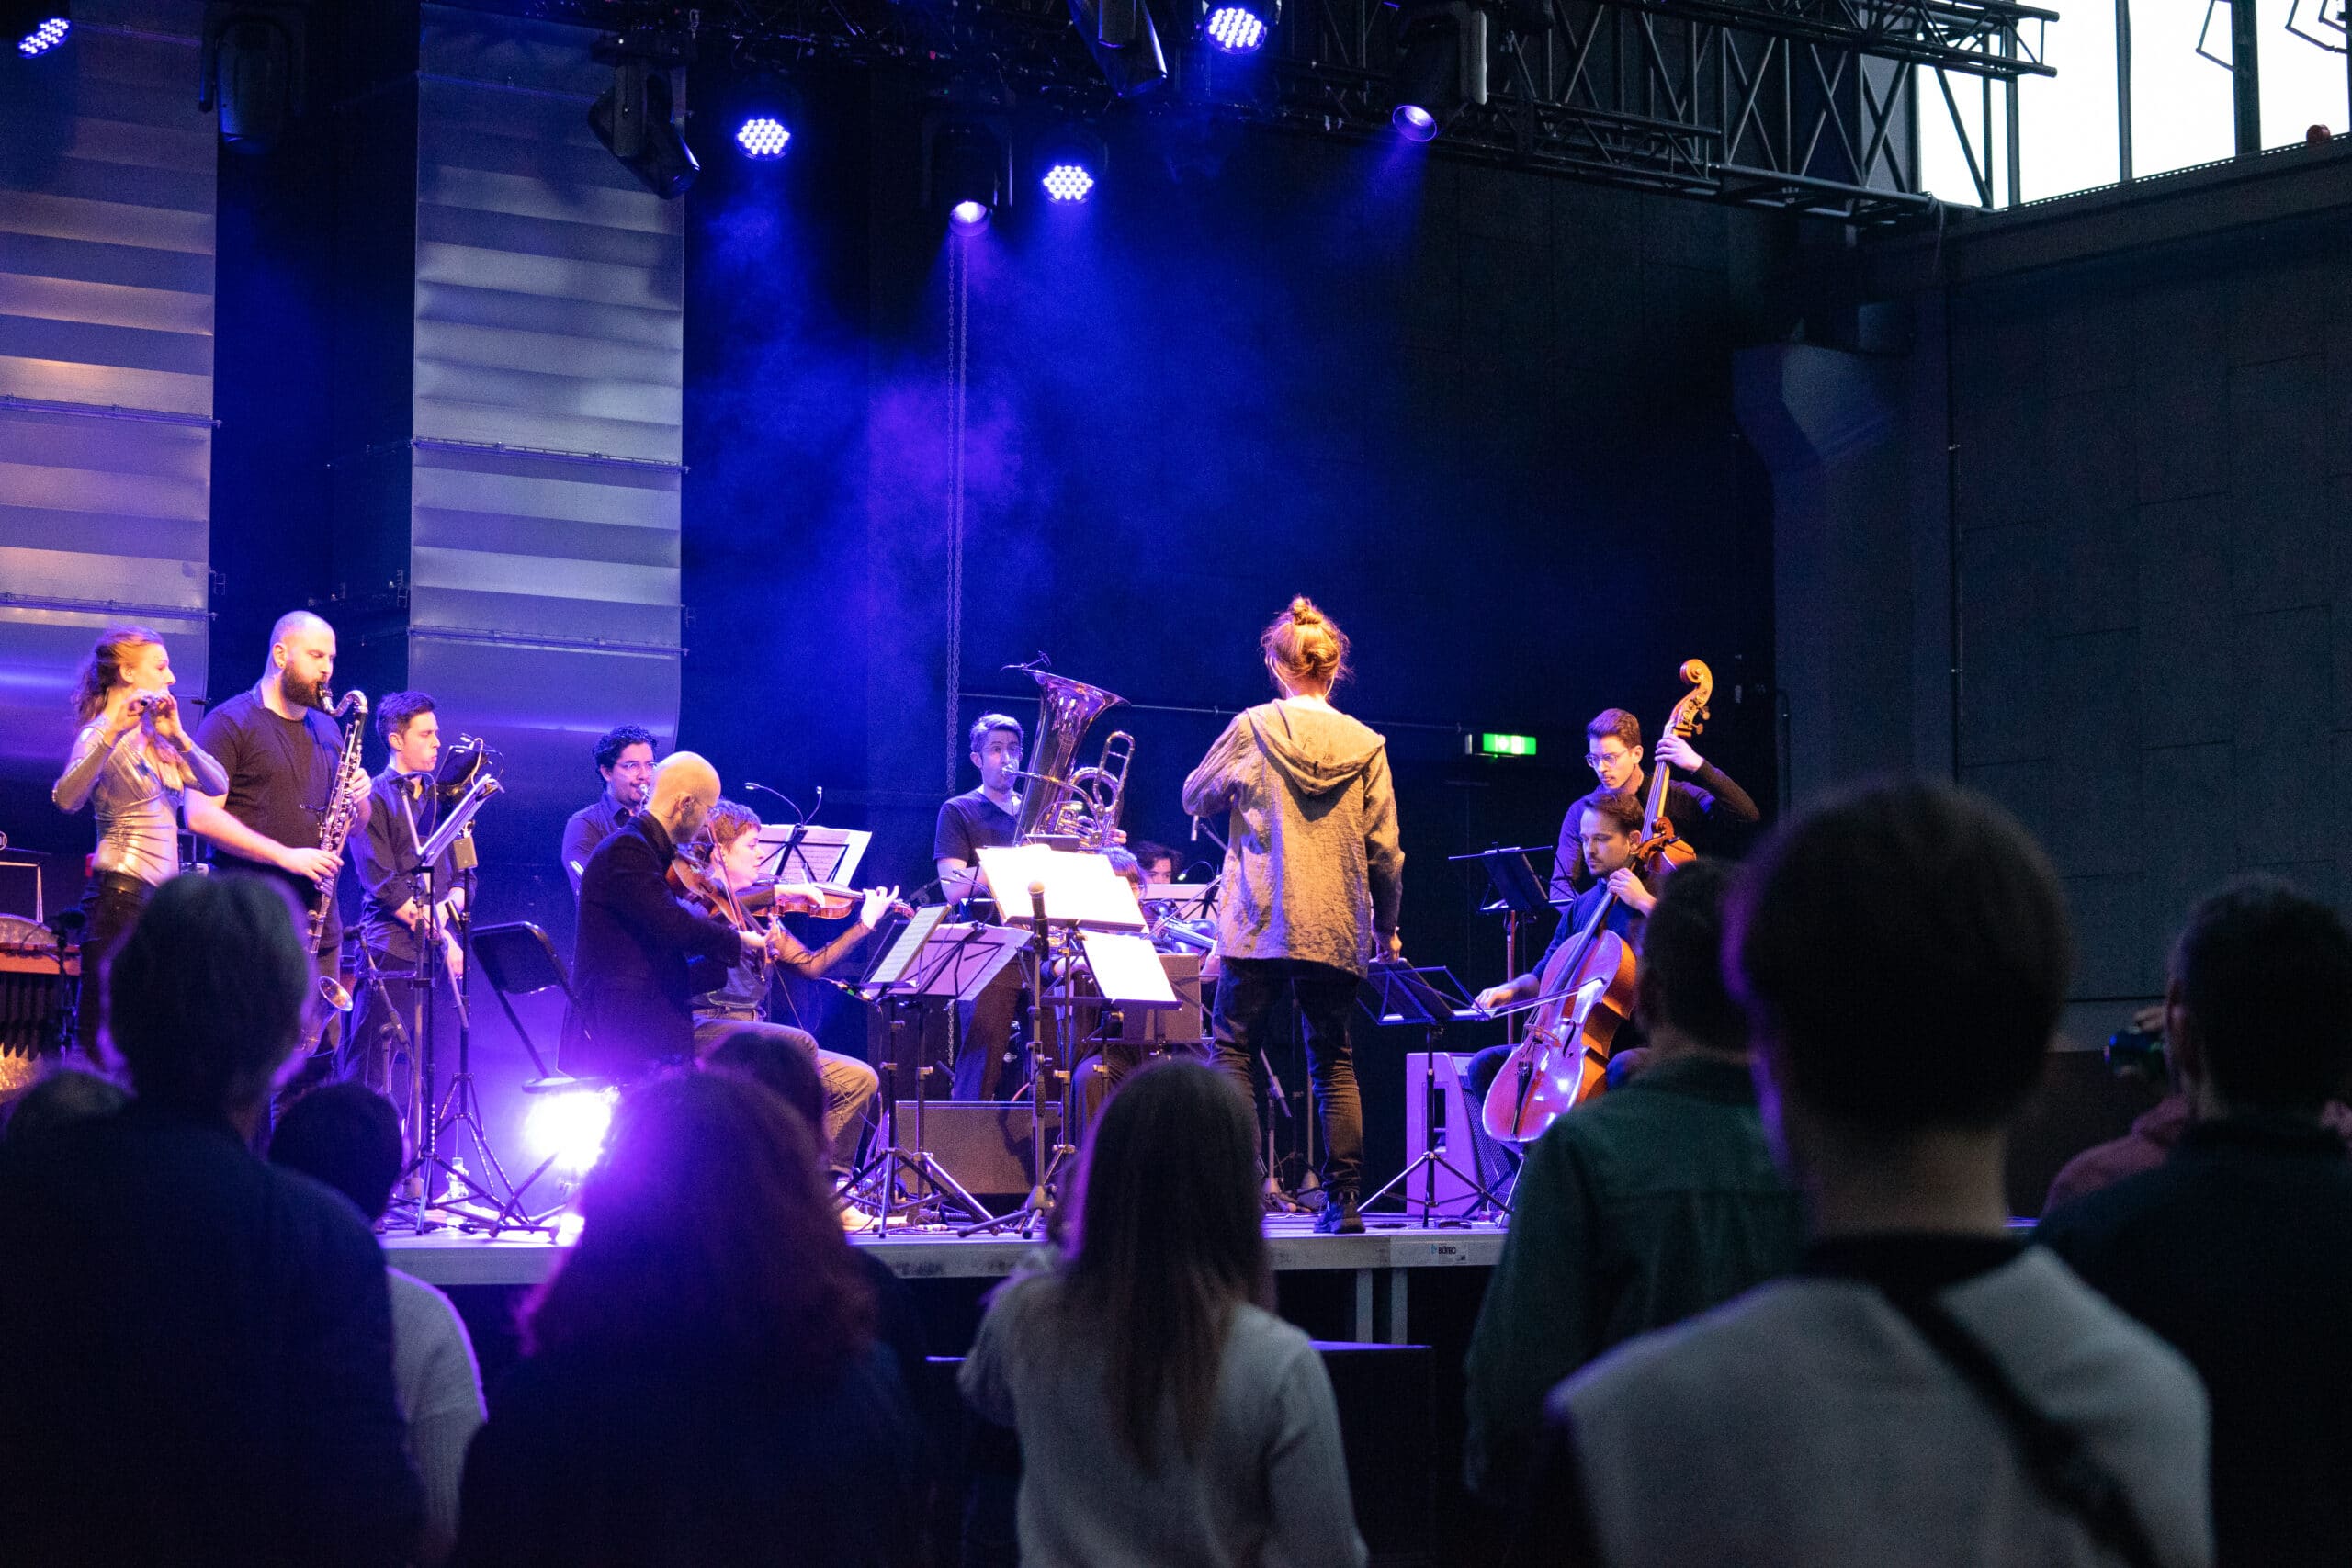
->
[1479,660,1715,1144]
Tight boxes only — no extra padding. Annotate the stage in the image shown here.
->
[387,1214,1506,1347]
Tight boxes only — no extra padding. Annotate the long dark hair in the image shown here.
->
[1056,1060,1268,1471]
[524,1071,872,1384]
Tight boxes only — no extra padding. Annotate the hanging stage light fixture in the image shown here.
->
[1391,0,1486,141]
[588,25,700,199]
[1070,0,1168,96]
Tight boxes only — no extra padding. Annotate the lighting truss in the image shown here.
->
[448,0,2054,223]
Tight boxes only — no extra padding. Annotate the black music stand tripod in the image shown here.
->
[388,773,537,1235]
[845,913,1024,1232]
[1361,962,1512,1226]
[1453,845,1558,1049]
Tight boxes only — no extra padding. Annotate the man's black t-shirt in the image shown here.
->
[193,688,341,862]
[192,686,345,945]
[933,788,1020,867]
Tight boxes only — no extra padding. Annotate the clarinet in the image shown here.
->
[299,689,370,1039]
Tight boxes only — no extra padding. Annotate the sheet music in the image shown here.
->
[750,824,870,886]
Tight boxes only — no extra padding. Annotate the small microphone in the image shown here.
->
[1029,879,1047,927]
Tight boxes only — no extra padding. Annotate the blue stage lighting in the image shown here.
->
[1204,3,1267,51]
[734,115,791,159]
[1041,162,1096,202]
[1394,104,1439,141]
[16,15,68,55]
[949,197,992,233]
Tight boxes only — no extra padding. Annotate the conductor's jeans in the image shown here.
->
[1209,956,1363,1197]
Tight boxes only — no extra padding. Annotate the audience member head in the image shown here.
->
[705,1026,825,1137]
[1059,1060,1267,1470]
[524,1071,869,1381]
[1261,596,1350,696]
[1728,782,2070,1227]
[2167,876,2352,1118]
[1634,859,1747,1057]
[269,1083,404,1223]
[110,874,311,1126]
[649,752,721,842]
[2,1068,129,1146]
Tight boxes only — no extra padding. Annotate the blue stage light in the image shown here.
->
[949,197,992,233]
[1041,162,1096,202]
[1394,103,1439,141]
[734,116,791,159]
[16,16,69,56]
[1204,4,1267,51]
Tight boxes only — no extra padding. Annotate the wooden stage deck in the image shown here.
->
[386,1214,1507,1346]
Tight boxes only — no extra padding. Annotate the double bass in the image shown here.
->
[1479,660,1715,1145]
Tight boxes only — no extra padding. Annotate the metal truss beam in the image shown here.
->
[453,0,2052,223]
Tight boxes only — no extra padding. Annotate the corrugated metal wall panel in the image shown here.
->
[402,6,684,854]
[0,0,214,780]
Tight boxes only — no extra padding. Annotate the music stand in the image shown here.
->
[960,850,1138,1236]
[752,823,871,886]
[846,913,1027,1230]
[1360,960,1511,1226]
[1453,845,1556,1046]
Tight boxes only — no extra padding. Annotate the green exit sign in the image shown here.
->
[1470,732,1538,759]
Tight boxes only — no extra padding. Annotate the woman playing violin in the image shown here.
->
[684,800,899,1186]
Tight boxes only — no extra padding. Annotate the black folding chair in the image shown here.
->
[469,921,595,1094]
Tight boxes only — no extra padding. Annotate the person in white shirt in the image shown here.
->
[269,1082,484,1568]
[961,1059,1366,1568]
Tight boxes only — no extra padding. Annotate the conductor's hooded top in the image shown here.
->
[1181,698,1404,977]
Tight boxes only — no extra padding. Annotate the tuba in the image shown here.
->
[1011,670,1130,852]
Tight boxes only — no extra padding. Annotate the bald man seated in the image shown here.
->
[562,752,802,1083]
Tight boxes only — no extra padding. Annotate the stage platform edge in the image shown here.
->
[387,1217,1505,1345]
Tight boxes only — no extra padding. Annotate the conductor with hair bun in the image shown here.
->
[1182,597,1405,1235]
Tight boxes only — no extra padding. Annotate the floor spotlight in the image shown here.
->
[1392,0,1486,140]
[1036,127,1107,204]
[1071,0,1168,96]
[14,13,67,57]
[589,28,699,200]
[524,1085,618,1179]
[735,115,791,160]
[925,109,1011,234]
[1201,0,1274,54]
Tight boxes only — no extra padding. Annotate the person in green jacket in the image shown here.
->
[1462,857,1805,1509]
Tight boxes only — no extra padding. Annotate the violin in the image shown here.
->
[1479,661,1715,1145]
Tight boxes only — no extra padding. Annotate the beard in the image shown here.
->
[276,667,327,711]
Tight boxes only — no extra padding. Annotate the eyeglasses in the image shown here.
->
[1585,752,1633,768]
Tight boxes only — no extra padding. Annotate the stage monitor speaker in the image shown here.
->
[895,1100,1062,1203]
